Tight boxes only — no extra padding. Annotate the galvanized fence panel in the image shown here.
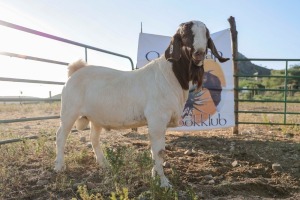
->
[0,20,134,124]
[235,58,300,126]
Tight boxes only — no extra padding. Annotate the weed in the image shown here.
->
[35,135,46,153]
[149,176,179,200]
[77,185,104,200]
[169,167,181,188]
[135,150,152,180]
[185,185,199,200]
[105,146,126,175]
[287,119,300,135]
[110,188,130,200]
[73,148,89,164]
[261,114,269,124]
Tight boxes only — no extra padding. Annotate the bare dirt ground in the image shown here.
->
[0,103,299,199]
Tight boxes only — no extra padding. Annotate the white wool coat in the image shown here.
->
[62,56,189,129]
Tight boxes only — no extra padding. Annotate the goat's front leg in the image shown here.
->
[148,120,171,188]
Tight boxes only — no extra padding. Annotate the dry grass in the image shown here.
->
[0,102,299,199]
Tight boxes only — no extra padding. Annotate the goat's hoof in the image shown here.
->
[99,163,109,169]
[97,159,109,169]
[54,162,66,172]
[160,177,172,188]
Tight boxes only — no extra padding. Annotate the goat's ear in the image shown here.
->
[207,37,230,63]
[165,33,182,61]
[206,28,229,63]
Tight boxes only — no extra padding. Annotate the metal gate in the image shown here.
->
[235,58,300,126]
[0,20,134,124]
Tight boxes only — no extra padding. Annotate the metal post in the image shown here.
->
[228,16,239,134]
[283,61,288,124]
[85,47,88,62]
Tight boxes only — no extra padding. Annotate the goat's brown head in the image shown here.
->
[165,21,229,91]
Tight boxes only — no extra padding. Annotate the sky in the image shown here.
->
[0,0,300,97]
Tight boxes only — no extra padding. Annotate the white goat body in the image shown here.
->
[55,21,229,187]
[66,57,187,130]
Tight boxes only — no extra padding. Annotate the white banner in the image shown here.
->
[136,29,234,131]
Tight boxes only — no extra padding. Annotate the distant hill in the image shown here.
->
[237,52,271,76]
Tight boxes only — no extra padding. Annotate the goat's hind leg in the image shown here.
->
[54,113,78,172]
[90,123,108,168]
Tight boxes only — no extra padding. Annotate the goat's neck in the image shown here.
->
[171,49,192,91]
[157,57,189,106]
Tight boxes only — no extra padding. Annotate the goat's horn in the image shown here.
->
[207,38,230,63]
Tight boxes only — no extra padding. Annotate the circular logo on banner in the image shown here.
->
[181,59,226,124]
[145,51,160,61]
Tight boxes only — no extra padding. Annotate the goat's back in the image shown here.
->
[62,64,155,128]
[61,57,186,129]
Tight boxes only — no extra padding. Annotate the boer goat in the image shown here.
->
[54,21,229,187]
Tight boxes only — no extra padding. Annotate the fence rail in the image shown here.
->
[0,97,60,102]
[237,99,300,103]
[0,77,65,85]
[235,58,300,126]
[237,88,299,92]
[0,51,69,66]
[0,20,135,124]
[0,20,134,70]
[0,116,60,124]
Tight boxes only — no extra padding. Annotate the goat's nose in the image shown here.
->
[192,50,205,61]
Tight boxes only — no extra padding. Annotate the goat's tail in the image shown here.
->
[68,59,87,77]
[75,116,90,130]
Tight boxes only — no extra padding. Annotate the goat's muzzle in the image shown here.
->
[192,58,203,67]
[192,50,205,66]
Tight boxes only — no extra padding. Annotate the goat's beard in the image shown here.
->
[190,60,204,92]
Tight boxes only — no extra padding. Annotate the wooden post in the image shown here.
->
[228,16,239,135]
